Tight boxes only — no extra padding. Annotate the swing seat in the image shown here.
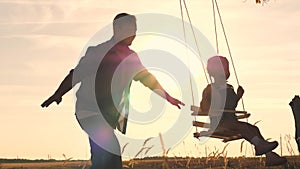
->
[191,105,251,142]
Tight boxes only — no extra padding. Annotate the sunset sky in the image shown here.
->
[0,0,299,160]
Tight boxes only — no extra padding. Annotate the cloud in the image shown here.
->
[0,1,118,37]
[0,1,118,87]
[0,34,87,86]
[0,1,65,23]
[272,0,300,13]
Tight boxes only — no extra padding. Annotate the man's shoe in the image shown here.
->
[255,141,278,155]
[265,152,287,166]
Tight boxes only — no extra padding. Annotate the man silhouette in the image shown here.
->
[41,13,184,169]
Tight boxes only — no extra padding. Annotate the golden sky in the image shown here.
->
[0,0,299,159]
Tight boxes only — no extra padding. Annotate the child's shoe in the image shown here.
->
[265,152,287,166]
[254,140,278,155]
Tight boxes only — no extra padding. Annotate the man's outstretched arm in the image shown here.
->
[134,70,185,109]
[41,70,76,108]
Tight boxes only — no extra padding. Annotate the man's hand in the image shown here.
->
[237,86,245,100]
[167,96,185,109]
[41,94,62,108]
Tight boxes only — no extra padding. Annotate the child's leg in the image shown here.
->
[236,121,265,141]
[220,120,263,141]
[221,120,278,155]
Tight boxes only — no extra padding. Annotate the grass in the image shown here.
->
[1,133,298,169]
[0,161,87,169]
[0,156,299,169]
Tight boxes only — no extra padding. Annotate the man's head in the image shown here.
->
[113,13,137,46]
[207,55,230,81]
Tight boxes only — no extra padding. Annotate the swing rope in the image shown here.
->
[212,0,219,54]
[179,0,195,107]
[180,0,248,136]
[181,0,210,84]
[179,0,198,132]
[212,0,246,111]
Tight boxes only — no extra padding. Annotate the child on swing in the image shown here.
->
[199,55,287,166]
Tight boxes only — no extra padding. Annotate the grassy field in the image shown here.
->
[1,156,300,169]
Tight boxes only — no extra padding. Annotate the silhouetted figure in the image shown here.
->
[199,56,287,166]
[41,13,184,169]
[289,95,300,152]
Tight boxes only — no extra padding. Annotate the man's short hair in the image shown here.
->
[113,13,136,30]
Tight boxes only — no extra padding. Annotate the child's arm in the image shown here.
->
[200,85,211,112]
[237,86,245,101]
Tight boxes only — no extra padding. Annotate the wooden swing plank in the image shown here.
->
[192,113,250,128]
[191,105,248,115]
[193,123,241,137]
[191,110,249,116]
[191,111,209,116]
[194,132,227,139]
[191,113,250,119]
[193,121,210,128]
[194,130,243,143]
[236,113,251,119]
[193,119,248,142]
[191,106,249,142]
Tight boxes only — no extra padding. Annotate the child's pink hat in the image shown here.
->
[207,55,229,75]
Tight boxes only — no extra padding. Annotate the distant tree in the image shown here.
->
[256,0,270,4]
[244,0,270,4]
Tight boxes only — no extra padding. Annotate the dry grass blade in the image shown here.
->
[121,143,129,155]
[221,143,230,155]
[143,137,153,146]
[223,151,228,169]
[186,157,192,169]
[240,140,246,153]
[253,120,261,126]
[163,160,170,169]
[133,137,155,158]
[166,148,171,156]
[159,133,166,156]
[144,145,154,156]
[205,155,212,164]
[212,147,219,159]
[134,147,146,158]
[285,134,296,155]
[159,133,170,169]
[81,161,88,169]
[62,154,72,166]
[265,138,272,141]
[215,143,229,161]
[128,159,138,168]
[251,144,255,156]
[132,137,155,158]
[173,154,183,167]
[122,164,130,168]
